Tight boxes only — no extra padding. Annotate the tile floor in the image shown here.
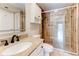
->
[50,48,76,56]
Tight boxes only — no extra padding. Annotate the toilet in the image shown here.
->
[32,35,53,56]
[42,43,54,56]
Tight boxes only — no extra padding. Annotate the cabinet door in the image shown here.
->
[34,4,41,23]
[0,9,14,33]
[31,3,41,24]
[31,3,36,23]
[36,4,41,18]
[36,5,41,24]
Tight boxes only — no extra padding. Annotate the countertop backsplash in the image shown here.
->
[0,33,28,46]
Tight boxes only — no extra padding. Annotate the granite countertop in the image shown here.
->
[0,36,43,56]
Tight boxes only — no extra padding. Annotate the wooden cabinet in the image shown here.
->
[25,3,42,35]
[31,3,41,24]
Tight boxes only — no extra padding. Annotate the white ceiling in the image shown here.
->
[4,3,74,11]
[37,3,74,11]
[0,3,25,12]
[10,3,25,11]
[0,3,74,12]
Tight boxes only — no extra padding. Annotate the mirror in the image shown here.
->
[0,3,25,36]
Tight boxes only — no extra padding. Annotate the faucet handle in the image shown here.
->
[16,35,19,41]
[1,40,9,46]
[1,40,5,42]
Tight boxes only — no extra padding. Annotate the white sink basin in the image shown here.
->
[1,41,32,56]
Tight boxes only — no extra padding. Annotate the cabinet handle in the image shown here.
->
[38,16,40,17]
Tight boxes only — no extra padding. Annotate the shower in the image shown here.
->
[42,4,78,54]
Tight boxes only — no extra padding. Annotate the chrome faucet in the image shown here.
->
[11,35,19,43]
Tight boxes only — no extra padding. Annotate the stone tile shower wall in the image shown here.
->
[64,6,77,53]
[42,4,78,54]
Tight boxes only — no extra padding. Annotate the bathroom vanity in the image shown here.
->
[0,3,43,56]
[0,36,44,56]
